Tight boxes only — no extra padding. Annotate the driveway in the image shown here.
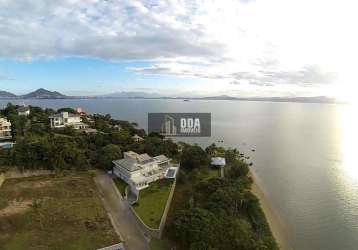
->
[94,171,149,250]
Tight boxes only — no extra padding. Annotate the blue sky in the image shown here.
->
[0,0,356,99]
[0,58,196,95]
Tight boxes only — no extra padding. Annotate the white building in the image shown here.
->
[48,112,88,129]
[132,134,144,142]
[17,106,30,116]
[211,157,226,178]
[0,118,12,140]
[113,151,176,195]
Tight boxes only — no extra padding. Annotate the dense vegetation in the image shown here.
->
[0,103,277,250]
[165,144,278,250]
[0,103,179,171]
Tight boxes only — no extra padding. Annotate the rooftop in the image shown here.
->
[154,155,170,164]
[17,106,30,112]
[114,151,171,172]
[132,134,144,140]
[211,157,226,166]
[49,112,80,118]
[113,158,140,172]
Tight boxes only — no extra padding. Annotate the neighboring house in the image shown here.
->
[83,128,98,135]
[48,112,88,129]
[112,124,121,131]
[113,151,176,195]
[17,106,30,116]
[0,118,12,140]
[76,107,87,116]
[211,157,226,178]
[132,134,144,142]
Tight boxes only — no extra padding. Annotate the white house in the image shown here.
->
[17,106,30,116]
[113,151,176,195]
[211,157,226,178]
[0,118,12,140]
[132,134,144,142]
[48,112,88,129]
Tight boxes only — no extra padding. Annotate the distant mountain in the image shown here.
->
[236,96,337,103]
[0,88,339,103]
[99,91,162,98]
[21,88,67,99]
[99,93,337,103]
[200,95,239,100]
[0,90,17,98]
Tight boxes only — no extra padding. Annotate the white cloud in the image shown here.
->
[1,0,357,97]
[0,0,225,60]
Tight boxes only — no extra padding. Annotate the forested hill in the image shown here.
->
[0,103,277,250]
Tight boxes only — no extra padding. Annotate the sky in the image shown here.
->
[0,0,357,99]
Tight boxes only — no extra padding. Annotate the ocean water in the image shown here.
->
[2,99,358,250]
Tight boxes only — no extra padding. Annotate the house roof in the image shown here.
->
[113,158,141,172]
[49,113,80,118]
[154,155,170,163]
[211,157,226,166]
[124,151,154,164]
[17,106,30,112]
[0,118,11,125]
[132,134,144,140]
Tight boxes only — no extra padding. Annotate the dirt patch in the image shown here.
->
[0,174,4,188]
[0,200,32,217]
[15,180,54,189]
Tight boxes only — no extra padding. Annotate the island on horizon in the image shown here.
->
[0,88,340,104]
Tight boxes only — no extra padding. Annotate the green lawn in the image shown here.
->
[0,172,119,250]
[133,179,173,229]
[113,177,127,196]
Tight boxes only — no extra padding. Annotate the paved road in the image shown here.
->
[94,171,149,250]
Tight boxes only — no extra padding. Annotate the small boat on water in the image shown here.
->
[183,99,189,101]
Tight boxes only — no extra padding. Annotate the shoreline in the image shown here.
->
[250,169,293,250]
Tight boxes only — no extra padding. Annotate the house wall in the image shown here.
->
[19,110,30,116]
[50,117,65,128]
[49,113,84,129]
[0,119,12,138]
[113,167,131,184]
[67,116,81,124]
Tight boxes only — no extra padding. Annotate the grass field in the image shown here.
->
[0,172,119,250]
[133,179,173,229]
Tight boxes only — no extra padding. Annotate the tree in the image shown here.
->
[98,144,122,170]
[225,148,239,164]
[228,159,249,178]
[171,208,218,249]
[57,107,77,114]
[180,145,209,170]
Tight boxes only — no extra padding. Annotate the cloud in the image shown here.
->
[0,0,225,61]
[131,63,336,85]
[1,0,351,95]
[0,73,14,81]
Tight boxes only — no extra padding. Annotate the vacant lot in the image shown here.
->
[0,172,119,250]
[133,179,173,229]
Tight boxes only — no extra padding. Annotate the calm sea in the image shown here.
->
[2,99,358,250]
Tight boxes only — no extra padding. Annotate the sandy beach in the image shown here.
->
[250,170,293,250]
